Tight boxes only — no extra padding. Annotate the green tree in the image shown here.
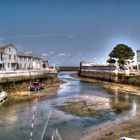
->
[107,58,116,65]
[109,44,135,65]
[117,59,125,65]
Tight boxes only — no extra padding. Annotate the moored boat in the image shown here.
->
[120,137,138,140]
[28,80,44,91]
[0,91,7,104]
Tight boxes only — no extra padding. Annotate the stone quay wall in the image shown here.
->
[0,69,59,93]
[0,69,58,83]
[79,69,140,86]
[79,70,119,82]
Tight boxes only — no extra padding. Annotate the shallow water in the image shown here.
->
[0,72,140,140]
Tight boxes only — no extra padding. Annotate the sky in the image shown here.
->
[0,0,140,66]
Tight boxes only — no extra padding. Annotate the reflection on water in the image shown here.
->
[0,72,140,140]
[131,101,137,116]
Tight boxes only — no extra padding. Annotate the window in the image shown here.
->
[9,48,11,52]
[1,53,3,60]
[14,55,16,60]
[9,55,11,60]
[8,63,10,68]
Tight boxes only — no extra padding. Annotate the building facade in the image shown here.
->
[80,61,117,71]
[32,57,42,70]
[17,51,33,70]
[0,44,18,70]
[0,44,48,71]
[137,50,140,69]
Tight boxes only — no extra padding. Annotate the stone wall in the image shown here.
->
[79,70,140,86]
[118,75,140,86]
[0,70,59,94]
[79,70,118,82]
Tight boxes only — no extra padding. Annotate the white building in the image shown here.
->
[80,61,117,71]
[0,44,47,71]
[0,44,17,70]
[17,51,33,70]
[32,57,42,70]
[137,50,140,69]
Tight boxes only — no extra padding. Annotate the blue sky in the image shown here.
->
[0,0,140,66]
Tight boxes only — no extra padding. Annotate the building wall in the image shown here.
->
[0,53,4,70]
[137,50,140,69]
[0,44,46,71]
[3,45,17,70]
[18,56,33,70]
[137,51,140,62]
[33,58,42,69]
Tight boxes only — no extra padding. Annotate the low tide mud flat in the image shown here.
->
[70,73,140,140]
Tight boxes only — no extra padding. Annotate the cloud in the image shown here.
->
[0,37,6,45]
[68,34,76,39]
[5,33,68,39]
[49,51,55,54]
[57,53,67,56]
[57,53,72,57]
[0,37,4,41]
[42,53,47,56]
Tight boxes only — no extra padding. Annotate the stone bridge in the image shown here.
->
[57,66,80,72]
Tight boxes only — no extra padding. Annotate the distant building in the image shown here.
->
[32,57,42,70]
[80,61,117,71]
[0,44,48,71]
[137,50,140,69]
[17,51,33,70]
[0,44,17,70]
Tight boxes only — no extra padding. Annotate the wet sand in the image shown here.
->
[81,113,140,140]
[3,80,65,106]
[72,74,140,96]
[71,74,140,140]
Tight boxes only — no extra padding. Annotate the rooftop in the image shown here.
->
[17,51,33,57]
[0,44,17,52]
[33,56,42,60]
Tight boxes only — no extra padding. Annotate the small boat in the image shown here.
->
[28,80,44,91]
[119,137,138,140]
[0,91,7,103]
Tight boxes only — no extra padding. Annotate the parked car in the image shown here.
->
[119,66,128,70]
